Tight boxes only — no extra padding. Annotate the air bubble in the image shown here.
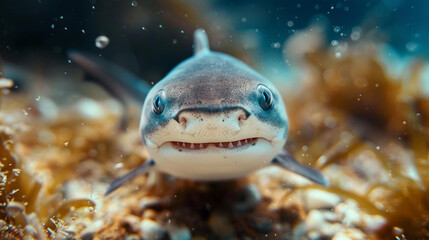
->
[95,35,110,49]
[335,52,342,58]
[271,42,281,49]
[333,26,341,33]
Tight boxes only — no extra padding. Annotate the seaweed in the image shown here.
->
[0,80,95,239]
[285,41,429,239]
[2,33,429,239]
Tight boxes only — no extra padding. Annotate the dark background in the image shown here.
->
[0,0,427,84]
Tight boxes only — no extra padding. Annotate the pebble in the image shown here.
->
[142,209,158,220]
[80,230,94,240]
[125,236,141,240]
[293,196,387,239]
[234,184,261,212]
[0,78,13,88]
[294,209,352,239]
[254,218,272,233]
[166,224,192,240]
[140,197,162,211]
[332,229,366,240]
[6,201,25,217]
[23,225,38,238]
[362,214,386,232]
[335,200,361,227]
[303,189,341,210]
[140,219,168,240]
[121,216,141,233]
[75,98,105,119]
[208,213,235,239]
[335,199,386,231]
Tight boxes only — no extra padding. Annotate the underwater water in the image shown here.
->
[0,0,429,239]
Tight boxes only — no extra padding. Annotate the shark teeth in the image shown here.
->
[171,138,258,150]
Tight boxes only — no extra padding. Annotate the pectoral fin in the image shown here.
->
[105,159,155,195]
[272,150,329,186]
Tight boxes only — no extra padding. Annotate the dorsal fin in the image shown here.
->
[193,29,210,55]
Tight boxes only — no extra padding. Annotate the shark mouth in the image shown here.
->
[169,138,259,151]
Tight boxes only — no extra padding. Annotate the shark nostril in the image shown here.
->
[238,113,247,122]
[179,116,187,125]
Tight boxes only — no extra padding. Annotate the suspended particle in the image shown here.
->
[271,42,281,49]
[335,52,342,58]
[95,35,110,49]
[131,0,138,7]
[333,26,341,33]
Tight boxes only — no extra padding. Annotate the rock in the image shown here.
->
[254,218,272,233]
[208,213,236,239]
[335,200,361,227]
[139,197,162,211]
[79,230,94,240]
[121,216,141,233]
[166,224,192,240]
[75,98,105,119]
[362,214,387,232]
[335,199,386,232]
[332,229,366,240]
[295,210,348,238]
[23,225,38,238]
[234,184,261,212]
[142,209,158,220]
[6,201,25,218]
[140,219,168,240]
[303,189,342,210]
[125,236,141,240]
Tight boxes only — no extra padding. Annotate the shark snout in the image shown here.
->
[177,108,248,137]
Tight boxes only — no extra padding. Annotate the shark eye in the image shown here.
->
[257,84,273,110]
[152,90,166,114]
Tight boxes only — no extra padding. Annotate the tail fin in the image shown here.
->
[68,50,152,130]
[67,50,151,103]
[193,29,210,55]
